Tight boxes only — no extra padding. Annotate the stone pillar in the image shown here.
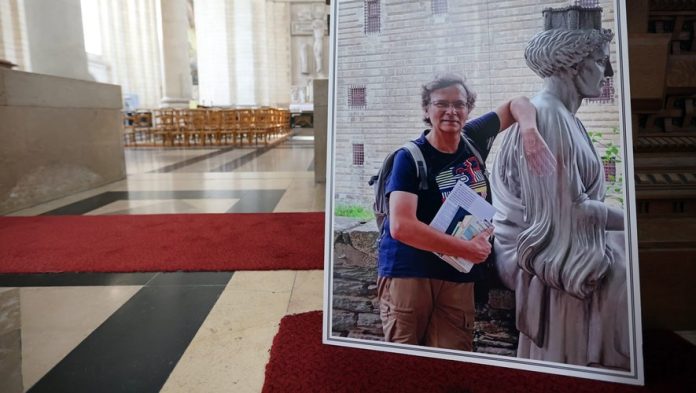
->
[158,0,193,107]
[0,288,22,393]
[314,79,328,183]
[23,0,92,80]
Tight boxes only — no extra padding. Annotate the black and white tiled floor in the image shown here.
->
[1,131,324,393]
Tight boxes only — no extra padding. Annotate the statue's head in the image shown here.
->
[524,6,614,98]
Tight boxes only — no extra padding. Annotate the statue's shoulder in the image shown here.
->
[531,93,572,122]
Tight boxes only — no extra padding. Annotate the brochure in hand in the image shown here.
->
[429,180,496,273]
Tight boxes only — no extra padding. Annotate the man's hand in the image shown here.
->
[520,126,557,176]
[461,227,493,264]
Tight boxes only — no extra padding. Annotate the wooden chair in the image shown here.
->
[272,108,283,141]
[180,109,206,146]
[237,109,255,145]
[220,109,240,145]
[278,109,291,138]
[152,109,179,146]
[252,108,273,145]
[203,109,223,145]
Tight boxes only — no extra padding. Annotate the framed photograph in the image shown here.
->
[323,0,644,385]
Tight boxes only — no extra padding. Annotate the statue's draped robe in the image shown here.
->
[491,92,629,369]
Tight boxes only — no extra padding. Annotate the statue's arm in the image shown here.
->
[495,97,556,176]
[576,198,625,231]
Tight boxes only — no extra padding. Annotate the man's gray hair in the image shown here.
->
[524,28,613,78]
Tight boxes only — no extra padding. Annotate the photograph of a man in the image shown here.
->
[377,74,552,350]
[326,0,644,385]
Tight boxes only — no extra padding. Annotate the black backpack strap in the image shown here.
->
[460,132,488,176]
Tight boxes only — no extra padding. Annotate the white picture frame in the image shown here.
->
[323,0,644,386]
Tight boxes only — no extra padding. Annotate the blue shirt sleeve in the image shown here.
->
[385,148,419,196]
[463,111,500,160]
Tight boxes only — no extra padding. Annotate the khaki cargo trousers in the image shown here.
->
[377,277,475,351]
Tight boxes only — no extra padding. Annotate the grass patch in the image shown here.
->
[335,204,374,221]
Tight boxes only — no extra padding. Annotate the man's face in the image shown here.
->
[425,85,470,134]
[574,43,614,98]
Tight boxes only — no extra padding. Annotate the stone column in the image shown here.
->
[23,0,92,80]
[313,79,328,183]
[158,0,193,107]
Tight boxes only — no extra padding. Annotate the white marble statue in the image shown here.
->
[490,7,630,370]
[312,17,325,75]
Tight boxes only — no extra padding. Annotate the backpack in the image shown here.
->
[369,142,427,233]
[368,134,486,235]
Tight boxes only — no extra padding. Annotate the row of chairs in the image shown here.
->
[123,108,292,147]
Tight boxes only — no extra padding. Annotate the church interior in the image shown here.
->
[0,0,694,392]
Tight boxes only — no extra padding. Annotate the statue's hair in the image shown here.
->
[421,73,477,126]
[524,28,613,78]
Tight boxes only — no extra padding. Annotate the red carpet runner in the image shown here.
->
[0,213,324,273]
[263,311,696,393]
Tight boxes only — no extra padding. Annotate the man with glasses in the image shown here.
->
[378,74,554,350]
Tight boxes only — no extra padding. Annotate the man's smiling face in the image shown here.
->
[425,85,470,135]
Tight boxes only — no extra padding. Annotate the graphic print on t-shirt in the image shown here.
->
[435,156,487,201]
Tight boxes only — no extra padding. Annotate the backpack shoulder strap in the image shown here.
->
[402,141,428,190]
[460,133,486,171]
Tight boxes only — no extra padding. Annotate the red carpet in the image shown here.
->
[263,311,696,393]
[0,213,324,273]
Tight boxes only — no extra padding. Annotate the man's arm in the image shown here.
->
[389,191,492,263]
[494,97,557,176]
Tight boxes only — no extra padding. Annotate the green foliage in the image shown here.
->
[602,142,621,163]
[588,127,622,163]
[589,127,624,207]
[335,204,374,221]
[606,173,624,206]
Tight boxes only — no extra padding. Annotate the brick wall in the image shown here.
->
[334,0,622,206]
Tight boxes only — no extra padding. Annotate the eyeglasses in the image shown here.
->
[431,101,468,110]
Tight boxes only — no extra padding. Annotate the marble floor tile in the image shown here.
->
[84,199,239,215]
[20,286,142,390]
[274,178,326,212]
[6,181,126,216]
[168,149,253,173]
[234,146,314,173]
[125,149,219,174]
[221,270,297,294]
[160,271,297,393]
[287,270,324,315]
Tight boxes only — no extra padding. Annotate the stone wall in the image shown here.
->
[0,69,125,214]
[331,217,519,355]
